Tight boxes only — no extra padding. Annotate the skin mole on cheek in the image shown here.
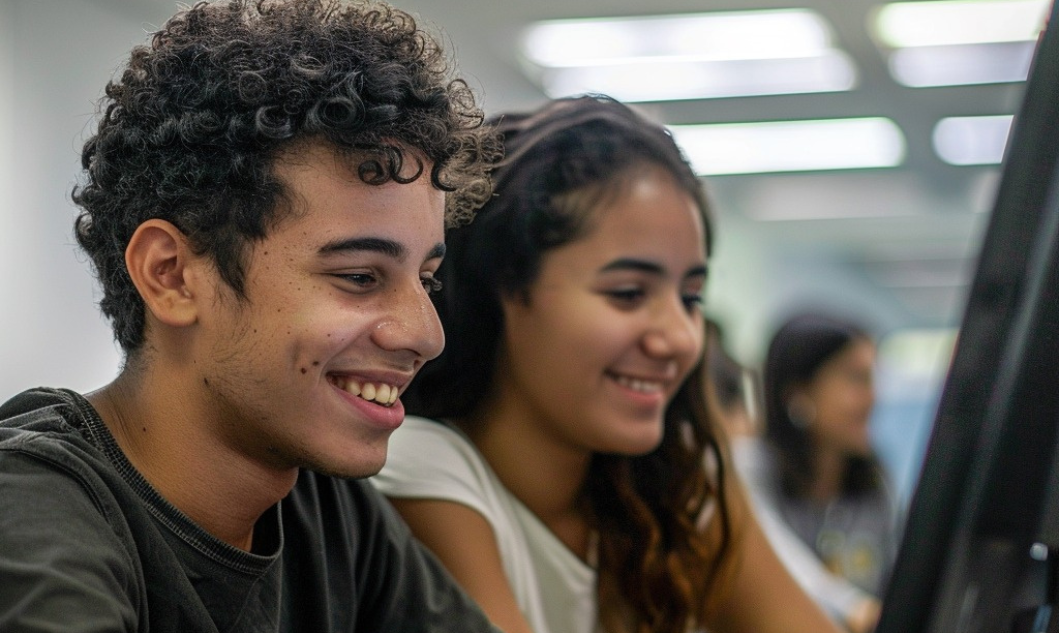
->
[312,361,320,366]
[300,367,307,374]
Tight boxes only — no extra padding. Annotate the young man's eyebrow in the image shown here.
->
[320,237,405,259]
[600,258,708,278]
[318,237,446,262]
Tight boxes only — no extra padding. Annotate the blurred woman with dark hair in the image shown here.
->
[735,313,899,633]
[705,318,759,439]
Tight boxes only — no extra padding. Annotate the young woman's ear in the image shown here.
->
[124,219,202,329]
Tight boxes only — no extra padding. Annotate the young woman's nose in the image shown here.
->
[642,294,703,361]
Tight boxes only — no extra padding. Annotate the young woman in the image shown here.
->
[735,313,900,633]
[372,96,841,633]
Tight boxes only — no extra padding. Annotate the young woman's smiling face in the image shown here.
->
[496,165,708,457]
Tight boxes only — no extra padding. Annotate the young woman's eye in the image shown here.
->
[605,288,645,304]
[421,275,443,294]
[682,293,705,311]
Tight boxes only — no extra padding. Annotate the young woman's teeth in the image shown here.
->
[331,377,399,406]
[614,375,662,393]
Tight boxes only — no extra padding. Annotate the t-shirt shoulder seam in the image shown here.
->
[2,444,111,519]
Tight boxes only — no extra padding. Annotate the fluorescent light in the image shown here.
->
[524,10,835,66]
[872,0,1046,86]
[888,41,1035,86]
[932,115,1013,165]
[521,9,857,101]
[669,118,906,175]
[872,0,1049,48]
[539,53,856,102]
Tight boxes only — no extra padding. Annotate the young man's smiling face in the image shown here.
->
[191,142,446,479]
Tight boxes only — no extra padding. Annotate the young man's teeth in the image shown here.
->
[615,375,662,393]
[334,378,399,406]
[341,379,361,397]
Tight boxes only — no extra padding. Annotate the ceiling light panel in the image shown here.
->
[888,41,1035,86]
[521,9,857,102]
[872,0,1049,48]
[871,0,1048,87]
[539,54,855,102]
[932,115,1014,165]
[524,9,834,66]
[669,117,906,176]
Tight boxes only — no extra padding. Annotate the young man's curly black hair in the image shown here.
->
[72,0,500,355]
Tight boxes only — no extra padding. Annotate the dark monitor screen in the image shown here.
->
[876,4,1059,633]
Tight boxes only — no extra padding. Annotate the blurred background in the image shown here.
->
[0,0,1044,502]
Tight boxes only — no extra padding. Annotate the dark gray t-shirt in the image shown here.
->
[0,387,499,633]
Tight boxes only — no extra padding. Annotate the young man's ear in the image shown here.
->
[124,219,203,328]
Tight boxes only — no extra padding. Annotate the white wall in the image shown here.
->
[0,0,176,397]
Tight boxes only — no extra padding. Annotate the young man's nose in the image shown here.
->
[370,279,445,362]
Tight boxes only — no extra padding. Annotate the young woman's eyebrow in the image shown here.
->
[599,258,708,279]
[318,238,446,262]
[599,258,664,275]
[685,265,708,280]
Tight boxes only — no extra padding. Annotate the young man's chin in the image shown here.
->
[310,444,391,480]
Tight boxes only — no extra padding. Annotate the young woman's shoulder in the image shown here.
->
[371,416,492,509]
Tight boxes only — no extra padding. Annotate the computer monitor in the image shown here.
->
[877,4,1059,632]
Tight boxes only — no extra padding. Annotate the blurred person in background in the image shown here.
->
[373,95,841,633]
[705,318,759,439]
[732,313,899,632]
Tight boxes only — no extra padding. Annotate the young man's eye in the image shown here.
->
[421,276,443,294]
[334,272,378,289]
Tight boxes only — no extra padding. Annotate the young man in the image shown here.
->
[0,1,501,631]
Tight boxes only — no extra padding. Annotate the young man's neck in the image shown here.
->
[87,361,297,551]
